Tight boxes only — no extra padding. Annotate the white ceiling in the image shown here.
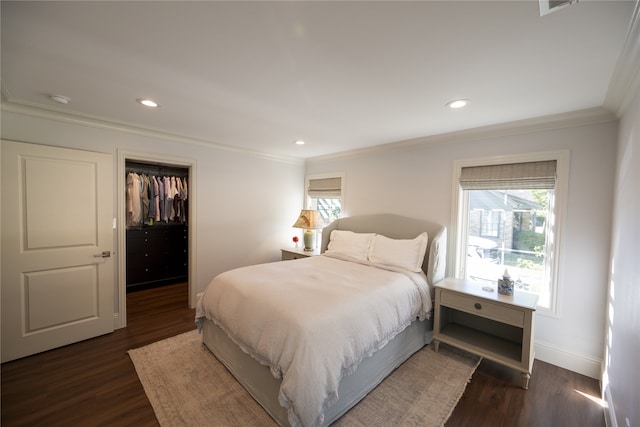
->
[1,1,635,159]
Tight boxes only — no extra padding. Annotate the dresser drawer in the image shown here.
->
[440,290,525,327]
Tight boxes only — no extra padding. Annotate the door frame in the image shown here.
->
[116,150,197,329]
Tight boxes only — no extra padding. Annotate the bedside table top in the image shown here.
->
[436,277,539,311]
[281,247,321,257]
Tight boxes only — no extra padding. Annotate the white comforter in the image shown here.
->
[195,253,432,427]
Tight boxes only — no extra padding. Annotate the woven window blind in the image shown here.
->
[308,177,342,198]
[460,160,557,190]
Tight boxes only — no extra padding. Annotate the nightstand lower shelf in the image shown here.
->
[436,323,522,367]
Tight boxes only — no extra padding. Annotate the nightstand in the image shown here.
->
[281,247,321,260]
[433,277,538,389]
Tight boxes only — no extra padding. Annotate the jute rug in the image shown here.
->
[128,330,480,427]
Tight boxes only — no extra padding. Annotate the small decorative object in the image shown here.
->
[292,236,299,248]
[498,269,514,296]
[292,209,324,251]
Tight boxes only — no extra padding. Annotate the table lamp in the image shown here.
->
[292,210,324,251]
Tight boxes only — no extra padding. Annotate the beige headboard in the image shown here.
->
[320,214,447,285]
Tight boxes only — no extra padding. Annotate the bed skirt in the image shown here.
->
[201,317,433,426]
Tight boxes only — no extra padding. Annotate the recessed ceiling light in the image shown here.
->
[294,140,305,145]
[137,98,159,108]
[446,99,470,109]
[50,94,70,105]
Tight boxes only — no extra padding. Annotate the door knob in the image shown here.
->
[94,251,111,258]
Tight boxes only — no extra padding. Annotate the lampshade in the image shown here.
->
[292,210,324,230]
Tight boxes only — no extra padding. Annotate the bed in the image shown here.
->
[196,214,446,427]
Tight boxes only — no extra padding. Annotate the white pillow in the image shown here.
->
[326,230,375,260]
[367,232,429,273]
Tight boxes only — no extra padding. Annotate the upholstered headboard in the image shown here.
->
[320,214,447,285]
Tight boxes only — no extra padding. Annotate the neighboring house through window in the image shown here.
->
[452,152,569,315]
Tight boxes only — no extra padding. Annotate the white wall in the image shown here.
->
[1,107,305,316]
[2,104,622,379]
[603,86,640,427]
[306,113,619,378]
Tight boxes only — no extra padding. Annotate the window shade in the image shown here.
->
[308,177,342,198]
[460,160,557,190]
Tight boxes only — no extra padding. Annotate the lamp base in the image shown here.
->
[303,229,315,251]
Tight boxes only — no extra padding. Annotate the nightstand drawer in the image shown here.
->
[281,250,306,261]
[440,291,525,327]
[281,248,320,261]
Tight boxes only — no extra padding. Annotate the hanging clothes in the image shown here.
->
[140,174,150,222]
[125,166,188,228]
[126,172,142,227]
[147,175,156,223]
[153,176,160,222]
[164,176,172,223]
[157,176,165,222]
[179,177,188,223]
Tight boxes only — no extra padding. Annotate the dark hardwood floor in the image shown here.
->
[2,282,195,427]
[446,355,605,427]
[2,282,605,427]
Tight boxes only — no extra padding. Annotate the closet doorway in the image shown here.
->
[117,152,196,329]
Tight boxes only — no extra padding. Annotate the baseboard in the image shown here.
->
[534,340,602,379]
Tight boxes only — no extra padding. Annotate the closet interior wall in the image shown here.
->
[125,161,189,292]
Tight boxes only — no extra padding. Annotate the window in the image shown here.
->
[306,174,343,224]
[453,153,568,315]
[480,209,502,238]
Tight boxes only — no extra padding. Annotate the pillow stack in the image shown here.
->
[326,230,429,273]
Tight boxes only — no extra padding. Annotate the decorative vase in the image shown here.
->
[498,269,514,295]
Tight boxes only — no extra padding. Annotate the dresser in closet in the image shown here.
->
[126,224,188,291]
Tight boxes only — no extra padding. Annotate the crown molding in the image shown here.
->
[0,100,304,166]
[307,107,617,163]
[605,0,640,116]
[1,91,618,167]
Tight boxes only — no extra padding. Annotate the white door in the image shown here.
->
[1,140,114,362]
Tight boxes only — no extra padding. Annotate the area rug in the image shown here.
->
[128,330,480,427]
